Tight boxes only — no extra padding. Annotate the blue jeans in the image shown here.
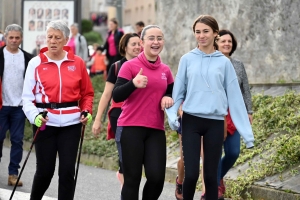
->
[217,130,240,185]
[0,106,25,175]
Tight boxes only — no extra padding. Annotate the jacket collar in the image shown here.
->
[39,46,75,63]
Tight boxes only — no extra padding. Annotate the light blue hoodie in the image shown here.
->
[165,48,254,148]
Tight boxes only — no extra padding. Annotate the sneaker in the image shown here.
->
[175,176,183,200]
[200,193,205,200]
[8,175,23,186]
[218,186,225,200]
[220,179,226,194]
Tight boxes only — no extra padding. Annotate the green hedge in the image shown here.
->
[81,19,93,34]
[83,31,103,46]
[219,92,300,199]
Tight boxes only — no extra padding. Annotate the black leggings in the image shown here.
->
[30,123,81,200]
[109,115,123,173]
[182,113,224,200]
[116,126,166,200]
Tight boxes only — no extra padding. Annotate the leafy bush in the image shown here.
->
[81,19,93,34]
[222,91,300,199]
[83,31,103,46]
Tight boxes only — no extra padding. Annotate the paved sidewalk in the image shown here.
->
[0,146,202,200]
[0,188,55,200]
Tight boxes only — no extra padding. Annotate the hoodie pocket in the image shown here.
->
[185,90,227,115]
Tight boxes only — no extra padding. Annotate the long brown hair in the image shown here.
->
[192,15,219,50]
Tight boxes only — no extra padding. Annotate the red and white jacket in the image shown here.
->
[22,46,94,127]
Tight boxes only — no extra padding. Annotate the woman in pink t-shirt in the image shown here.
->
[112,25,174,200]
[103,18,124,75]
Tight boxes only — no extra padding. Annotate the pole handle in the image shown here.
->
[42,110,48,118]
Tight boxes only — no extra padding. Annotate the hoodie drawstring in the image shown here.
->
[200,54,213,92]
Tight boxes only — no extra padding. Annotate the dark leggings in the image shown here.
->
[109,115,123,173]
[30,123,81,200]
[182,113,224,200]
[116,126,166,200]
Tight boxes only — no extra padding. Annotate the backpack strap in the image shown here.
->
[114,61,122,76]
[78,34,81,43]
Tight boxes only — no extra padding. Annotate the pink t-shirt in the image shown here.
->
[67,37,76,55]
[117,53,174,130]
[108,34,117,56]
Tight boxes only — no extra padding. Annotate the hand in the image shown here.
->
[80,111,92,125]
[92,119,102,137]
[248,114,253,125]
[161,96,174,110]
[34,114,48,127]
[133,68,148,88]
[178,104,183,117]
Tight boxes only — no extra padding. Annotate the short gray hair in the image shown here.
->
[70,23,78,29]
[4,24,23,37]
[140,25,162,40]
[46,20,70,38]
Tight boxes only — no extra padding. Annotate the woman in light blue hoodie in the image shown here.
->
[166,15,255,200]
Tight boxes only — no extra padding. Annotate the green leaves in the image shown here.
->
[222,91,300,199]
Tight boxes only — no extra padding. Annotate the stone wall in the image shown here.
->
[156,0,300,83]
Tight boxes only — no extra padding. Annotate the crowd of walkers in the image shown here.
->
[0,14,255,200]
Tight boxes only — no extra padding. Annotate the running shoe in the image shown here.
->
[218,186,225,200]
[200,193,205,200]
[220,179,226,194]
[175,176,183,200]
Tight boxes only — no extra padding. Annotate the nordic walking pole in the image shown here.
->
[9,111,48,200]
[73,112,87,198]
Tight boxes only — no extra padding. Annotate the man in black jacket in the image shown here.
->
[0,24,33,186]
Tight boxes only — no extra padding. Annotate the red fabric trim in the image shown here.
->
[226,109,237,135]
[38,46,94,114]
[46,108,80,114]
[39,46,75,63]
[0,78,2,109]
[106,100,123,140]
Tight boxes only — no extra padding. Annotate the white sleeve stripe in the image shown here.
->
[36,71,50,103]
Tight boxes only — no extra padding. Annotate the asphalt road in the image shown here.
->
[0,146,202,200]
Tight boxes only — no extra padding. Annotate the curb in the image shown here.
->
[247,185,300,200]
[4,139,300,200]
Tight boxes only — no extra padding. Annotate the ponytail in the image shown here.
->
[214,35,220,50]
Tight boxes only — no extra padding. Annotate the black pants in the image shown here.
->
[182,113,224,200]
[30,123,81,200]
[116,126,166,200]
[109,115,123,173]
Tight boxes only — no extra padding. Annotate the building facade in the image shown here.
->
[123,0,156,27]
[0,0,22,31]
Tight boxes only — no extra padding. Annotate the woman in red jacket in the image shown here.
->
[22,20,94,200]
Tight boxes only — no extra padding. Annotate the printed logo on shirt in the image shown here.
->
[68,66,76,71]
[43,67,48,70]
[161,72,167,80]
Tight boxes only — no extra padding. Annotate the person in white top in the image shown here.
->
[0,24,33,186]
